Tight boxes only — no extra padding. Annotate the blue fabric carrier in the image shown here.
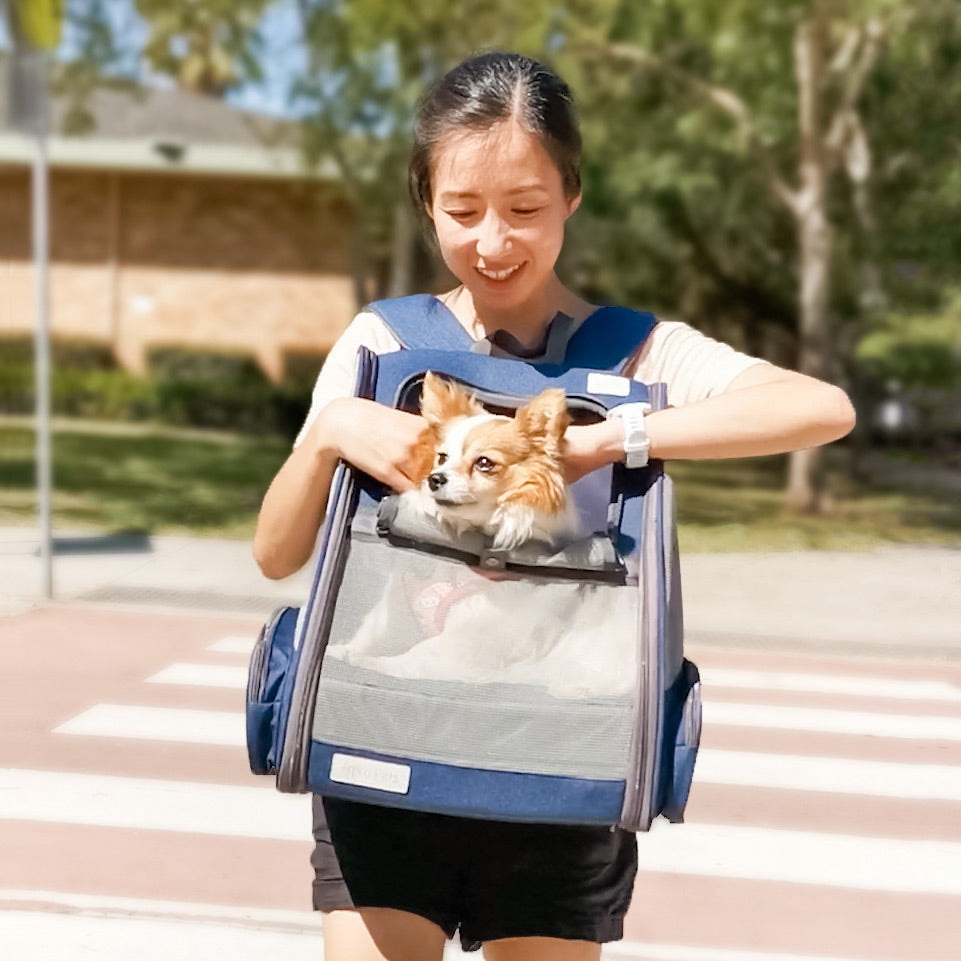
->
[246,295,701,831]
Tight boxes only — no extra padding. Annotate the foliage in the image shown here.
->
[147,345,306,436]
[0,337,321,439]
[0,336,118,414]
[50,0,143,134]
[856,290,961,391]
[135,0,269,95]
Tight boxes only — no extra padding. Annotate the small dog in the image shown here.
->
[404,371,580,551]
[325,373,635,697]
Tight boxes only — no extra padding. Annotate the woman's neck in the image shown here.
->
[444,278,592,350]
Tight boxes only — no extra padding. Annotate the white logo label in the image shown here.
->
[586,372,631,397]
[330,753,411,795]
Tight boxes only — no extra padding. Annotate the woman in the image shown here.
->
[254,52,854,961]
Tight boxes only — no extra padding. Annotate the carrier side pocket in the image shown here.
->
[661,658,702,823]
[246,606,299,775]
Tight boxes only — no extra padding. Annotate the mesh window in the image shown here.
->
[313,527,639,781]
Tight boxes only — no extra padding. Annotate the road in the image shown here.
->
[1,603,960,960]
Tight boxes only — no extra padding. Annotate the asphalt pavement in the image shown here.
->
[2,525,959,661]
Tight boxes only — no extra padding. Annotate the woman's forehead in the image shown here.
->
[430,121,561,198]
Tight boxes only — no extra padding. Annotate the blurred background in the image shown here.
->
[2,0,960,577]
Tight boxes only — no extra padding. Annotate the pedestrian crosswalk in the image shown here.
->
[2,606,960,961]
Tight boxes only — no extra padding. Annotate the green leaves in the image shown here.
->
[857,293,961,391]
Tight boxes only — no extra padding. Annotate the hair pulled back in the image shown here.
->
[409,52,582,218]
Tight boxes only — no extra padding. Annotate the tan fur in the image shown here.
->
[419,370,485,426]
[415,374,571,518]
[409,429,440,484]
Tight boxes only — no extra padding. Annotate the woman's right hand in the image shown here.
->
[312,397,427,492]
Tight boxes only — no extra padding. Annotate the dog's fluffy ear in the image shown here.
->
[419,371,485,426]
[514,389,570,454]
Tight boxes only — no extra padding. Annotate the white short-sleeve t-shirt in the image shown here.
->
[294,304,768,447]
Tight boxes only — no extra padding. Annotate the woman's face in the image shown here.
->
[428,120,580,318]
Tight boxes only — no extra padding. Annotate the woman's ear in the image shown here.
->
[566,192,582,219]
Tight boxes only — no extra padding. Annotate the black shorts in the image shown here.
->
[311,795,637,951]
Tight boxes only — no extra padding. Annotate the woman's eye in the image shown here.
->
[446,210,475,221]
[513,208,541,216]
[473,456,496,473]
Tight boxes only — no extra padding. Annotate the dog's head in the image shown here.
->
[410,372,572,547]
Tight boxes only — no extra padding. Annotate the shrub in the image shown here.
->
[0,338,323,437]
[148,346,278,434]
[273,349,326,440]
[0,336,120,414]
[52,368,157,420]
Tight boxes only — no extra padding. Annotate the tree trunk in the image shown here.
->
[386,198,417,298]
[785,12,832,513]
[350,218,373,311]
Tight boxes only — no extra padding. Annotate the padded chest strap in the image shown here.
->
[367,295,657,375]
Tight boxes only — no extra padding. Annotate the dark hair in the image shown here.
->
[409,52,582,218]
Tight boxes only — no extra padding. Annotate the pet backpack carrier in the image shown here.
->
[247,295,701,832]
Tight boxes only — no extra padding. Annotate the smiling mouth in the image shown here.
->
[475,264,521,281]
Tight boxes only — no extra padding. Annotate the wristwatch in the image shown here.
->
[606,402,652,469]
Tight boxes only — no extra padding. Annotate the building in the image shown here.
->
[0,61,355,380]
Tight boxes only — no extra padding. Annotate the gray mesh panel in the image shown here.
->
[313,533,639,780]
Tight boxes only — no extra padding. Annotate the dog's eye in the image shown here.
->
[436,452,447,466]
[473,456,496,473]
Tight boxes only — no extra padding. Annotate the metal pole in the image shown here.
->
[27,50,54,600]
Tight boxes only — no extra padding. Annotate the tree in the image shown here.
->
[857,292,961,438]
[577,1,899,511]
[135,0,269,97]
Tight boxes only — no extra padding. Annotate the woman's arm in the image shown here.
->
[564,364,856,480]
[252,397,425,579]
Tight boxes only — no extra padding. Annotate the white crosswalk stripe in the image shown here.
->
[6,623,961,961]
[4,767,960,895]
[48,703,961,802]
[147,662,249,688]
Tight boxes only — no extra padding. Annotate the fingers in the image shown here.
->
[385,466,418,493]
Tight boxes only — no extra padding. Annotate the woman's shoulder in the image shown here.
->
[628,317,769,405]
[334,308,403,356]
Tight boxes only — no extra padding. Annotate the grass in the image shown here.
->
[0,419,291,539]
[670,453,961,552]
[1,418,959,550]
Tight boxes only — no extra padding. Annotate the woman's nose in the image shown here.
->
[474,212,512,259]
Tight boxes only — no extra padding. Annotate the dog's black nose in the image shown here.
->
[427,472,447,492]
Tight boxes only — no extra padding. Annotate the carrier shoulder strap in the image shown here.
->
[367,294,657,375]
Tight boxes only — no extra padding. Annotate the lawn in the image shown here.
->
[0,420,290,539]
[669,454,961,551]
[1,419,959,550]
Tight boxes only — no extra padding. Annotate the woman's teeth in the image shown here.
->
[476,264,520,281]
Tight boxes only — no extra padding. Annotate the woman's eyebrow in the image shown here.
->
[437,190,480,202]
[437,184,550,203]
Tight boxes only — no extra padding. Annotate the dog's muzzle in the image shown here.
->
[425,471,476,506]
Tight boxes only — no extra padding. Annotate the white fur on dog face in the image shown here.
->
[428,413,509,506]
